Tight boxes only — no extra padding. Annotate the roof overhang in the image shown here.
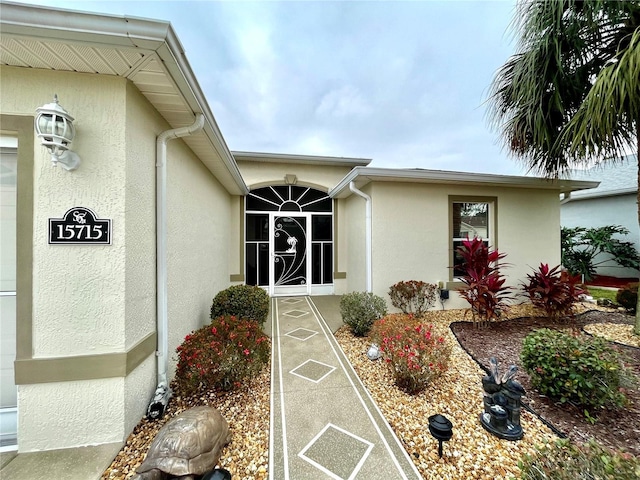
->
[0,1,248,195]
[564,187,637,202]
[232,151,371,167]
[329,167,600,199]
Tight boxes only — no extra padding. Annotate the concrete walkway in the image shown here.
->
[1,295,421,480]
[270,296,421,480]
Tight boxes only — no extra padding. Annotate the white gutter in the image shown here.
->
[560,192,572,205]
[154,114,204,396]
[349,181,372,293]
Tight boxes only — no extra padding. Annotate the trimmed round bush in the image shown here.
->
[340,291,387,336]
[388,280,439,316]
[211,285,269,326]
[616,282,638,313]
[518,439,640,480]
[175,315,270,394]
[521,328,629,411]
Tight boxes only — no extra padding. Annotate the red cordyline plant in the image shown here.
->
[521,263,583,322]
[175,315,270,394]
[456,237,511,328]
[371,315,452,394]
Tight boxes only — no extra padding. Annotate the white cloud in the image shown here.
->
[22,0,524,175]
[316,85,372,119]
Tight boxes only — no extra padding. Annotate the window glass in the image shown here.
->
[453,202,488,239]
[246,214,268,241]
[246,186,332,212]
[312,215,332,241]
[452,201,492,278]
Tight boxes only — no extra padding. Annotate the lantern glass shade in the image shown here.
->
[34,95,80,170]
[36,113,75,146]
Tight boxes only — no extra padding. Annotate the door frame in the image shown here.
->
[270,213,310,296]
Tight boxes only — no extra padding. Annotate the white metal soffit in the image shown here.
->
[0,5,246,195]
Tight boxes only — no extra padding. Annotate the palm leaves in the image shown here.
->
[489,0,640,334]
[488,0,640,176]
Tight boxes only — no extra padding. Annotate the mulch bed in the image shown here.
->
[451,310,640,456]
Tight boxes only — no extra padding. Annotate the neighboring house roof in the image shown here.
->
[232,151,372,168]
[329,166,599,199]
[563,154,638,202]
[0,1,248,195]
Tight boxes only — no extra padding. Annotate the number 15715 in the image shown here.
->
[56,224,104,240]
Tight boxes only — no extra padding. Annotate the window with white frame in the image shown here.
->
[451,199,494,278]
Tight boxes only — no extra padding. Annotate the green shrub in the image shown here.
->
[340,291,387,336]
[521,328,628,411]
[518,438,640,480]
[616,282,638,313]
[175,315,270,394]
[521,263,582,321]
[210,285,269,326]
[388,280,439,316]
[371,315,451,394]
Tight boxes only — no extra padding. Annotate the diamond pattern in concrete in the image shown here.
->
[283,309,308,318]
[285,327,318,341]
[281,298,303,305]
[290,359,336,383]
[299,423,374,480]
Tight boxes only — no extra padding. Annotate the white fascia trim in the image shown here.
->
[563,187,637,202]
[232,151,372,167]
[329,166,600,198]
[158,36,248,194]
[1,1,249,196]
[0,1,172,50]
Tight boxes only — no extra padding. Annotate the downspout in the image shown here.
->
[349,181,372,292]
[147,113,205,419]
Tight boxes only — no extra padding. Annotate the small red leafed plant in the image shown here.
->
[456,237,511,327]
[371,315,452,394]
[175,315,270,394]
[521,263,583,321]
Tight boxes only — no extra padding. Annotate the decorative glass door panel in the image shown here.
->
[273,216,307,295]
[245,186,333,296]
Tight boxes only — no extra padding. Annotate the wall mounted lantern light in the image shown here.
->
[34,94,81,171]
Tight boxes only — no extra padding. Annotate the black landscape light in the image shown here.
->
[428,414,453,458]
[202,467,232,480]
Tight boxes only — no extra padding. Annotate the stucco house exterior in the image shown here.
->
[561,154,639,279]
[0,2,597,454]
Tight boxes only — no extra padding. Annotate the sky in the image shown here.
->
[19,0,528,175]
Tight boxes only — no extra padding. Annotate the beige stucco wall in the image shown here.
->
[237,160,353,192]
[1,66,136,450]
[228,195,244,282]
[369,182,561,310]
[18,379,125,451]
[124,82,158,351]
[1,67,129,357]
[340,187,369,295]
[166,138,232,379]
[2,65,235,451]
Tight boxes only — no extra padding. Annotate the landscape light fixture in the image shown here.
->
[428,414,453,458]
[366,343,381,360]
[202,467,232,480]
[34,94,81,171]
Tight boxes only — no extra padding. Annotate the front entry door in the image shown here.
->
[272,215,308,296]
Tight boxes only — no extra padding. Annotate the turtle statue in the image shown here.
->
[132,406,232,480]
